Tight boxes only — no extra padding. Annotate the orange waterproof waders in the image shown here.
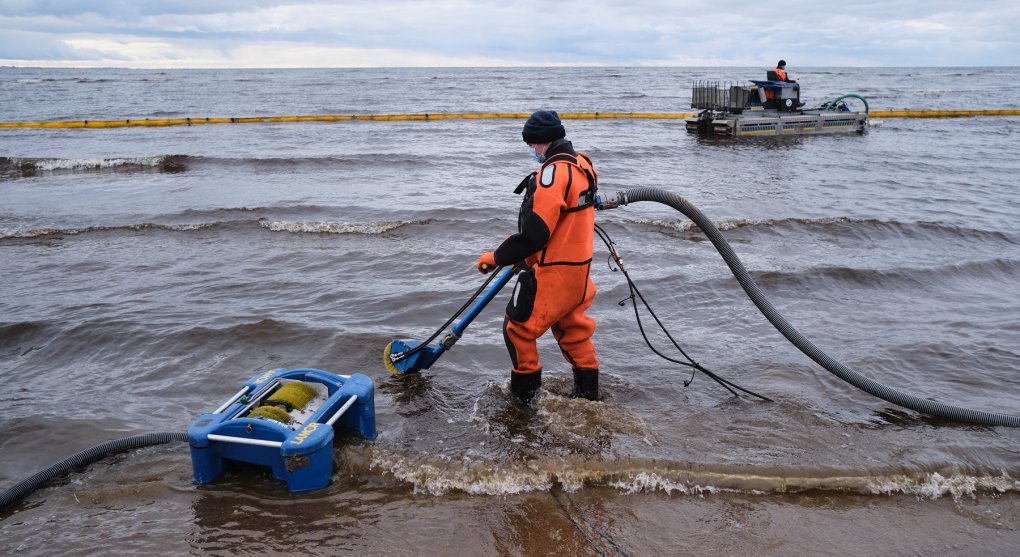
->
[493,140,600,383]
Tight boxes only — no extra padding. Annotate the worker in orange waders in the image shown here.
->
[476,110,600,404]
[774,60,797,83]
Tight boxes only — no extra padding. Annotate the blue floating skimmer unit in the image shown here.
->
[188,368,376,492]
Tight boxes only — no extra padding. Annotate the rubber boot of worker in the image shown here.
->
[571,368,599,401]
[510,369,542,405]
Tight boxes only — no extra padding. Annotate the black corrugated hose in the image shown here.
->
[602,187,1019,427]
[0,432,188,513]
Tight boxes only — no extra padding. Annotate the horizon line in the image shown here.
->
[4,64,1019,70]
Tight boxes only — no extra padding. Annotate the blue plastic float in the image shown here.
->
[188,368,376,492]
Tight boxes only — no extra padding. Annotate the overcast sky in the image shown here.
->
[1,1,1017,68]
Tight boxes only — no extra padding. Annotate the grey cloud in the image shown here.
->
[0,1,287,18]
[0,29,120,60]
[0,0,1017,66]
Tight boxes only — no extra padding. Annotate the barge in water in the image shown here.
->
[686,77,869,137]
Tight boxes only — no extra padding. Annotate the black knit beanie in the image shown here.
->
[522,110,566,144]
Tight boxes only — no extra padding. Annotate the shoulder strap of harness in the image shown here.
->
[513,171,536,195]
[541,152,598,213]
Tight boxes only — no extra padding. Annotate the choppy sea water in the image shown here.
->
[1,66,1019,555]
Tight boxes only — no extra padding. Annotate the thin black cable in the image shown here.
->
[622,262,769,400]
[620,268,771,401]
[596,225,752,397]
[594,224,771,401]
[390,267,504,362]
[619,288,699,386]
[614,248,772,399]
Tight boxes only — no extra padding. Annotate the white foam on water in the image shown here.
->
[257,218,429,235]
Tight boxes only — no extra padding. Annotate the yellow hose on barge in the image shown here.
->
[1,110,1017,129]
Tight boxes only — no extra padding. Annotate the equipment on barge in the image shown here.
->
[686,77,869,137]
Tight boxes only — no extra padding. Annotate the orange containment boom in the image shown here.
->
[1,110,1018,129]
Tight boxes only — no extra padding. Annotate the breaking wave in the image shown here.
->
[368,449,1019,500]
[626,216,1018,244]
[1,155,187,178]
[0,222,220,239]
[749,258,1020,290]
[0,153,431,180]
[1,217,431,240]
[257,218,430,235]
